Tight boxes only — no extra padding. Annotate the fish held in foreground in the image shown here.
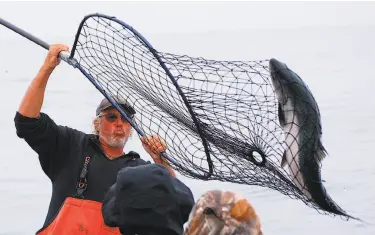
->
[184,190,263,235]
[269,58,358,220]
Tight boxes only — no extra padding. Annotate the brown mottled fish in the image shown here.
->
[184,190,262,235]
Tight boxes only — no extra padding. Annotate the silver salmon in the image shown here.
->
[269,58,356,219]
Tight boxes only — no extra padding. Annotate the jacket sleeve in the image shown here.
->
[14,111,78,181]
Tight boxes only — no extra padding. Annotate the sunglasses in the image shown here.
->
[99,112,133,123]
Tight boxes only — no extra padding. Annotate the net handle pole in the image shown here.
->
[78,66,182,168]
[0,17,182,169]
[0,17,75,66]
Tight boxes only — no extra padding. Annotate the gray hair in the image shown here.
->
[92,116,100,135]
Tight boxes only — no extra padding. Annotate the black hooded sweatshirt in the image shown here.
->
[14,111,194,234]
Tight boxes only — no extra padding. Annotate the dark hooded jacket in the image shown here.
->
[102,164,195,235]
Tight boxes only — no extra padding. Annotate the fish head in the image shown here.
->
[269,58,310,106]
[184,190,262,235]
[269,58,323,129]
[269,58,291,105]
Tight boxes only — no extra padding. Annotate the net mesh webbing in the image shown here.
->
[69,14,354,219]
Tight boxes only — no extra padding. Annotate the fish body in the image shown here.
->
[184,190,262,235]
[269,58,354,218]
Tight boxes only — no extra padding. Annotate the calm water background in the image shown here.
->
[0,2,374,234]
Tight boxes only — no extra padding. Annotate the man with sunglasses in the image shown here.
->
[93,97,177,177]
[14,44,194,235]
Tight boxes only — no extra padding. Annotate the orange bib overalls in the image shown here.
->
[36,156,122,235]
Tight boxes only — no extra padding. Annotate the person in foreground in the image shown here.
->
[103,186,263,235]
[102,163,195,235]
[14,44,194,235]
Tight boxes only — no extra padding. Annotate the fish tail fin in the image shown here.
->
[334,207,363,222]
[321,191,362,221]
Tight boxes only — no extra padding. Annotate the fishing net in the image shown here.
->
[67,14,352,219]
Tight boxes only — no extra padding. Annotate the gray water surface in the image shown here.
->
[0,2,374,234]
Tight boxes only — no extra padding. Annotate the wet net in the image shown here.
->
[68,13,354,219]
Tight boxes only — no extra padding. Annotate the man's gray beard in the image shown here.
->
[103,135,128,148]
